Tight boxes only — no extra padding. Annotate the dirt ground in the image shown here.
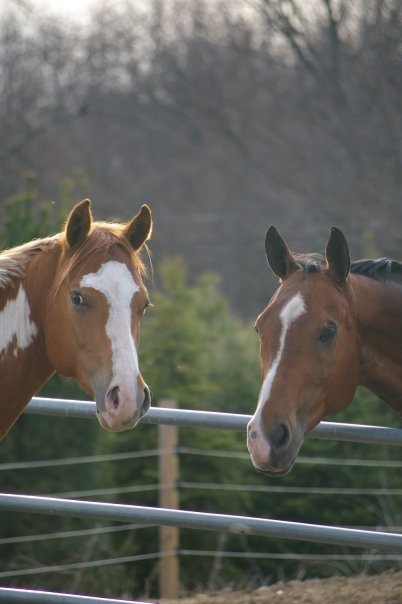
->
[161,570,402,604]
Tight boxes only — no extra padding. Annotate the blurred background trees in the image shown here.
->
[1,0,402,316]
[1,0,402,599]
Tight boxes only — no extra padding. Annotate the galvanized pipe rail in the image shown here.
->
[25,397,402,446]
[0,493,402,552]
[6,396,402,604]
[0,588,145,604]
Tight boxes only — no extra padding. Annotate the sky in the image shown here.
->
[33,0,99,21]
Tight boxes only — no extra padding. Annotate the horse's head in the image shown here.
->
[248,227,360,476]
[45,200,153,432]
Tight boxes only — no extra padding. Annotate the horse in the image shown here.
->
[247,226,402,476]
[0,199,153,438]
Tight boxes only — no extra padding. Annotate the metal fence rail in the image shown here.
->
[0,588,147,604]
[5,395,402,604]
[1,493,402,552]
[25,397,402,446]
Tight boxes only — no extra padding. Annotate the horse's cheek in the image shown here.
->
[326,345,358,414]
[44,302,76,377]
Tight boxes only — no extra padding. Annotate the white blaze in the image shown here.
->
[0,285,38,357]
[80,261,140,386]
[257,293,306,411]
[248,292,306,461]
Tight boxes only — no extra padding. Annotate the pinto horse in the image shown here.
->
[0,199,152,438]
[248,226,402,476]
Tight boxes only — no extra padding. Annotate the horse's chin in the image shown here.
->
[250,454,297,477]
[96,412,140,432]
[255,463,295,478]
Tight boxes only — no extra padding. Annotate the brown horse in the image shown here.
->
[248,226,402,476]
[0,200,152,438]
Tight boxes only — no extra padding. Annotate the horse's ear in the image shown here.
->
[325,227,350,282]
[65,199,92,248]
[265,226,298,280]
[125,204,153,251]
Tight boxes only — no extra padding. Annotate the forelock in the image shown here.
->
[54,222,147,294]
[294,253,326,275]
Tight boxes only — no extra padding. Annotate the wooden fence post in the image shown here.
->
[158,399,179,599]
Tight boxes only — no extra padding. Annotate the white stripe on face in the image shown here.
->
[80,261,140,388]
[257,292,306,412]
[0,285,38,357]
[247,293,306,461]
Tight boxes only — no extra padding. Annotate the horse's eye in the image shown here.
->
[71,291,86,307]
[254,323,259,335]
[142,299,150,314]
[319,322,337,346]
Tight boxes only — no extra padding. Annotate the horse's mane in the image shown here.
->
[0,238,57,289]
[351,258,402,285]
[293,252,402,286]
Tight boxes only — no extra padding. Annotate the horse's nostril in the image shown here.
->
[109,386,120,410]
[141,386,151,417]
[271,422,290,452]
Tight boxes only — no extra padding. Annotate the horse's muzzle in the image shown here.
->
[97,383,151,432]
[247,419,303,477]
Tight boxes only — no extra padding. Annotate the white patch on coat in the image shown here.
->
[0,285,38,357]
[247,293,306,461]
[80,261,140,386]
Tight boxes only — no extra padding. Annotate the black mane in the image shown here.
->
[351,257,402,285]
[293,253,402,286]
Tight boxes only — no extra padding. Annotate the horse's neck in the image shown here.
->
[0,248,58,437]
[353,274,402,416]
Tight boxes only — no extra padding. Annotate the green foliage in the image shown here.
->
[140,257,259,411]
[228,387,402,586]
[361,229,379,258]
[0,170,87,248]
[1,189,401,596]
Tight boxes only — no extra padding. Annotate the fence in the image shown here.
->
[1,396,402,603]
[0,588,147,603]
[24,397,402,446]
